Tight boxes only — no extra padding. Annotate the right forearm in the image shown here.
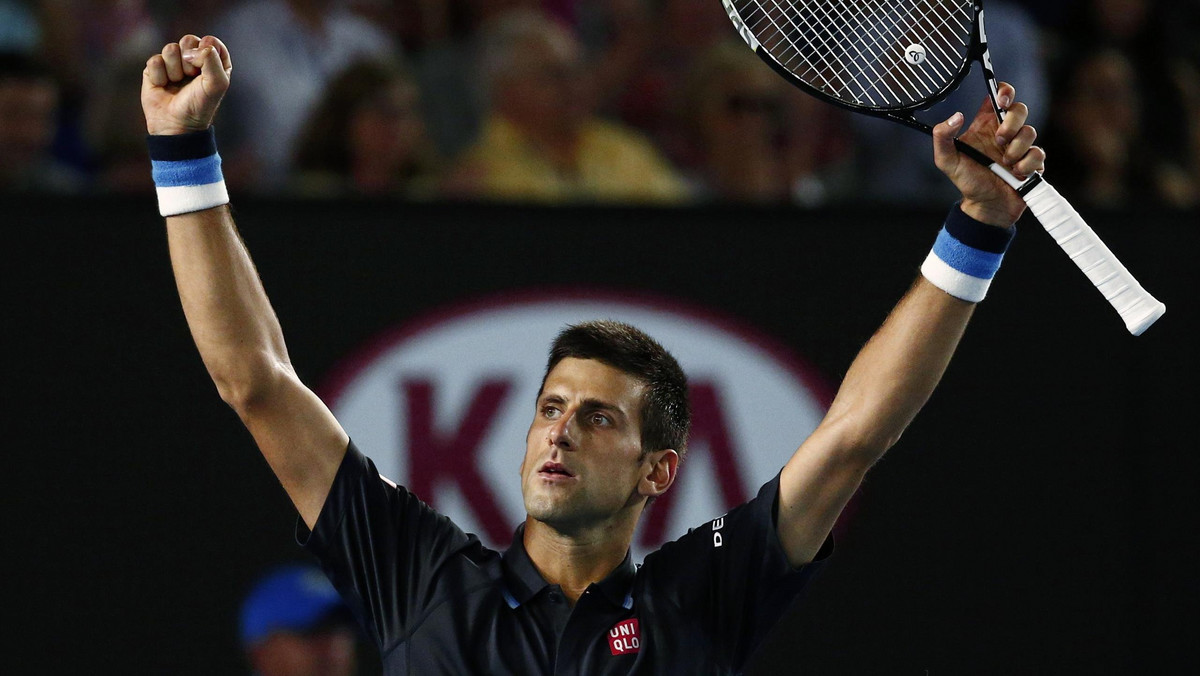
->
[146,35,350,527]
[168,205,290,406]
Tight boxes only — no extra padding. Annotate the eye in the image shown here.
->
[589,412,611,427]
[541,405,562,420]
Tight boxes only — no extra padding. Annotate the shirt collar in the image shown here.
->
[500,523,550,608]
[501,523,637,610]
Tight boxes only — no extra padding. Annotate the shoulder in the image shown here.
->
[581,119,664,154]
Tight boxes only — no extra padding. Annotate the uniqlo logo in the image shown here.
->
[608,618,641,655]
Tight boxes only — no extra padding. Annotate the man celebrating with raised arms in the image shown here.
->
[144,34,1043,674]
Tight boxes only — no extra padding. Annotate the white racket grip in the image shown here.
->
[1019,175,1166,335]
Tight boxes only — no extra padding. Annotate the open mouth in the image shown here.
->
[539,462,575,478]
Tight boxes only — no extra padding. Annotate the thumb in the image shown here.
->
[199,46,230,96]
[932,111,964,174]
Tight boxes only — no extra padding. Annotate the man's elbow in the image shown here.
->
[210,355,293,416]
[822,409,905,468]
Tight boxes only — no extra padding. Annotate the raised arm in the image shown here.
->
[144,35,348,528]
[775,84,1046,566]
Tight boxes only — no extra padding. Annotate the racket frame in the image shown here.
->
[721,0,1166,335]
[724,1,1009,172]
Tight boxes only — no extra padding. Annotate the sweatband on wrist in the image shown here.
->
[920,203,1015,302]
[147,127,229,217]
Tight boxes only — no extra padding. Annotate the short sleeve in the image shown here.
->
[641,473,833,671]
[299,441,474,651]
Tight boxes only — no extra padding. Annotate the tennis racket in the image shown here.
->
[721,0,1165,335]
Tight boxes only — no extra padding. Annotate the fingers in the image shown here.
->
[994,82,1015,111]
[993,95,1041,177]
[156,34,231,83]
[144,54,168,88]
[142,34,233,136]
[179,34,202,77]
[147,36,203,89]
[198,35,233,74]
[162,42,185,83]
[173,34,232,97]
[1002,123,1036,164]
[995,101,1028,149]
[1011,145,1046,179]
[957,81,1043,178]
[199,42,231,94]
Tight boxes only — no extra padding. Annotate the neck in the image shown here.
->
[522,513,637,606]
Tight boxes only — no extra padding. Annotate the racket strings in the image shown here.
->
[830,0,969,104]
[746,1,854,96]
[867,0,963,102]
[732,0,973,109]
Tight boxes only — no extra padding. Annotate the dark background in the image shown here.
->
[7,196,1196,674]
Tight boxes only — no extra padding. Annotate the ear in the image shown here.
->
[638,449,679,499]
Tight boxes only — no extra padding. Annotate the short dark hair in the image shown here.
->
[540,320,690,461]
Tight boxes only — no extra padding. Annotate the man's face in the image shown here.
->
[499,32,589,135]
[520,357,649,533]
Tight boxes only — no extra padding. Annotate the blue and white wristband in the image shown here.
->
[147,127,229,217]
[920,204,1015,303]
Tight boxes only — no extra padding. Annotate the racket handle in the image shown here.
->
[987,165,1166,335]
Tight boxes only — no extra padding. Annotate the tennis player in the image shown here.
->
[144,34,1043,674]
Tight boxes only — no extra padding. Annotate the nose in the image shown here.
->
[547,410,576,450]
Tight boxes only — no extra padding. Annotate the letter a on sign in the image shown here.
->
[608,618,641,655]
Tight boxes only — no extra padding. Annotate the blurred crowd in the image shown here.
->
[1,0,1197,207]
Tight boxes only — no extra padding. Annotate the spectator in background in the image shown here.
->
[0,51,83,192]
[371,0,586,161]
[445,9,688,204]
[292,59,440,198]
[240,563,358,676]
[1045,49,1196,209]
[85,50,158,192]
[0,1,156,184]
[778,88,857,207]
[1049,0,1199,208]
[681,40,854,205]
[851,0,1047,205]
[36,0,161,95]
[679,40,786,203]
[573,0,653,117]
[211,0,395,190]
[615,0,735,163]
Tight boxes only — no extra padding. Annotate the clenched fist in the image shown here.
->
[142,35,232,136]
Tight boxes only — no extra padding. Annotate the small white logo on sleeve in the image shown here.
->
[905,44,927,65]
[712,516,725,548]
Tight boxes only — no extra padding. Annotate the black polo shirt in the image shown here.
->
[301,442,831,675]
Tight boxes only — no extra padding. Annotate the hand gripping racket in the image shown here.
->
[721,0,1165,335]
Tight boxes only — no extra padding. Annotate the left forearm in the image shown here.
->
[820,276,974,463]
[776,87,1041,565]
[776,275,976,565]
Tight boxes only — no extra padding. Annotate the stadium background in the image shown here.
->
[7,196,1196,673]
